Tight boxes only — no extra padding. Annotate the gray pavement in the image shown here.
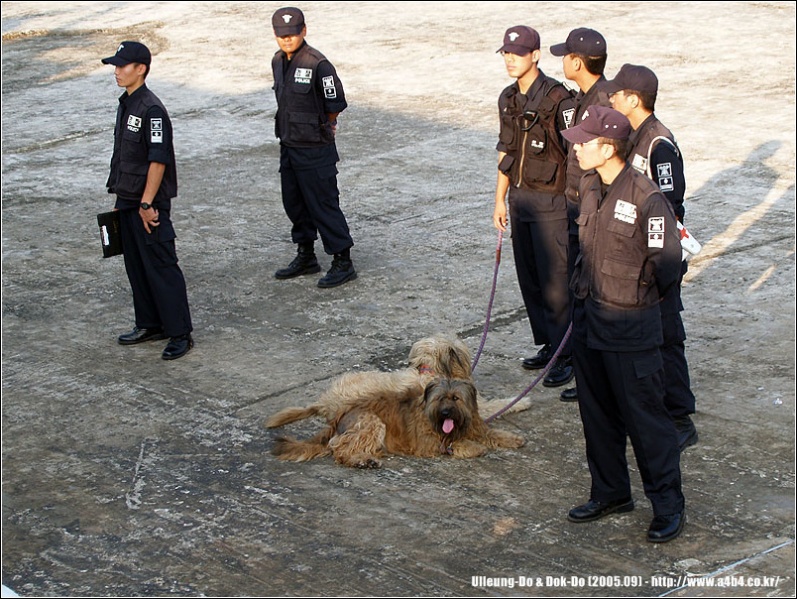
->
[2,2,795,597]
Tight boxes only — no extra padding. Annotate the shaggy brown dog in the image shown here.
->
[266,377,525,468]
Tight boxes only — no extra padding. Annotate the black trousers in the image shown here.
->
[279,145,353,256]
[572,337,684,517]
[660,273,696,418]
[509,207,570,355]
[119,208,192,338]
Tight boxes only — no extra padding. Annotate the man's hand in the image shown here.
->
[140,205,160,234]
[493,201,508,232]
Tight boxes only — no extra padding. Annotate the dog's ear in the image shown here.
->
[456,380,478,406]
[446,347,470,379]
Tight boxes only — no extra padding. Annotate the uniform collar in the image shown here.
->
[628,113,658,148]
[119,83,148,104]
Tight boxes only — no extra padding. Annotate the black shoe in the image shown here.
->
[275,247,321,279]
[560,387,578,402]
[522,345,552,370]
[674,416,698,451]
[568,497,635,523]
[647,510,685,543]
[162,334,193,360]
[118,327,166,345]
[318,256,357,288]
[543,357,574,387]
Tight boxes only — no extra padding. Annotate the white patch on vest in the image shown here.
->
[322,75,337,99]
[631,153,647,174]
[648,217,665,248]
[657,162,674,192]
[563,108,575,129]
[294,68,312,84]
[613,199,637,224]
[127,115,142,132]
[150,117,163,143]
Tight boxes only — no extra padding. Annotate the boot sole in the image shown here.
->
[317,271,358,288]
[274,265,322,279]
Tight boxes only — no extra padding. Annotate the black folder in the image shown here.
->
[97,210,123,258]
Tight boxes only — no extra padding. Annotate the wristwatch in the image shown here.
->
[140,202,152,210]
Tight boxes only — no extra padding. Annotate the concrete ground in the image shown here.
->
[2,1,795,597]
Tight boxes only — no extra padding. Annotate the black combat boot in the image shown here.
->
[317,250,357,288]
[275,243,321,279]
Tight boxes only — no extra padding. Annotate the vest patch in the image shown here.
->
[294,68,312,84]
[127,115,142,132]
[648,217,665,248]
[631,153,647,174]
[562,108,575,129]
[614,199,637,224]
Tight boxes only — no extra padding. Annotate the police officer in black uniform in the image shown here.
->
[607,64,698,451]
[103,41,193,360]
[561,106,685,543]
[549,28,611,402]
[493,26,577,388]
[271,7,356,288]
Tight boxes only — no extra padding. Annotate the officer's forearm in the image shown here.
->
[495,154,510,204]
[141,162,166,204]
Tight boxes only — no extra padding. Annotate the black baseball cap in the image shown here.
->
[561,105,631,144]
[605,63,658,95]
[497,26,540,56]
[101,41,151,66]
[272,7,305,36]
[550,27,606,57]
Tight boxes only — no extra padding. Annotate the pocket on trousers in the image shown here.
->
[633,351,663,379]
[145,226,179,268]
[315,164,340,194]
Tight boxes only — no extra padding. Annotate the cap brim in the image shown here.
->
[101,56,131,66]
[497,43,532,56]
[603,79,623,94]
[561,127,599,145]
[549,42,570,56]
[274,25,304,36]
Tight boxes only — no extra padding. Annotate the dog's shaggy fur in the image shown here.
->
[265,334,526,468]
[266,377,525,468]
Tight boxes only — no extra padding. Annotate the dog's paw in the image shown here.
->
[451,440,489,458]
[506,434,526,448]
[490,430,526,448]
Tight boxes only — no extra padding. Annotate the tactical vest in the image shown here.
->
[498,76,572,195]
[573,166,676,310]
[629,119,682,179]
[272,44,335,147]
[108,85,177,202]
[564,80,611,206]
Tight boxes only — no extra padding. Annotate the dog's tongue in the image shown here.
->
[443,418,455,434]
